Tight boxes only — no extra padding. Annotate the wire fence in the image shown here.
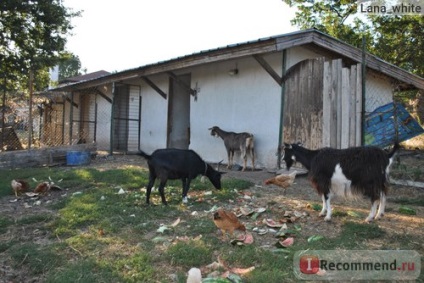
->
[0,88,142,154]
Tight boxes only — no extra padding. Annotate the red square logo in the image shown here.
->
[299,255,320,274]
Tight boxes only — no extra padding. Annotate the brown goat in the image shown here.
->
[209,126,255,171]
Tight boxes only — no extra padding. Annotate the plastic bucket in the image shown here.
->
[66,151,91,166]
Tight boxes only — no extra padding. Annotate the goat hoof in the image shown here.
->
[324,217,331,222]
[365,217,373,222]
[182,197,188,204]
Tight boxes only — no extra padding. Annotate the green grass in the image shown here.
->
[392,197,424,206]
[0,216,13,234]
[0,166,422,282]
[166,239,214,268]
[9,242,65,275]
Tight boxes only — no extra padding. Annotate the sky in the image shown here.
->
[64,0,299,73]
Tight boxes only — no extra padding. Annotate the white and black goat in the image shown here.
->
[282,143,400,222]
[209,126,255,171]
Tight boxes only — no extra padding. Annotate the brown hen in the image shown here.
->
[264,171,297,189]
[11,179,30,197]
[34,182,51,195]
[213,209,246,240]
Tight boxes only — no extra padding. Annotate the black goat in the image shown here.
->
[282,143,399,222]
[138,148,223,205]
[209,126,255,171]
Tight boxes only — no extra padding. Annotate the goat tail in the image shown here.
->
[388,142,400,159]
[246,134,254,150]
[138,150,151,160]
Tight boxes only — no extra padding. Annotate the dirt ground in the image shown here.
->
[83,151,424,248]
[1,151,423,282]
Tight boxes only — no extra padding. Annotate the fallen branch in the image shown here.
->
[390,179,424,188]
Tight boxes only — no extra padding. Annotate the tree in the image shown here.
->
[58,53,85,81]
[282,0,424,77]
[0,0,80,92]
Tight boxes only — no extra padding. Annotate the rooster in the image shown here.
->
[264,171,297,189]
[11,179,30,197]
[213,209,246,240]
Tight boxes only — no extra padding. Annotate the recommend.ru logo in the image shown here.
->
[294,250,421,280]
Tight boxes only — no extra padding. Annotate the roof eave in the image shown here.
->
[48,29,424,92]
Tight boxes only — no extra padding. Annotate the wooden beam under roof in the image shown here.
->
[141,76,167,99]
[166,72,198,96]
[253,54,282,86]
[93,88,112,104]
[52,39,277,91]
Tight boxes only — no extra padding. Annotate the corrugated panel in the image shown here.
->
[364,102,424,147]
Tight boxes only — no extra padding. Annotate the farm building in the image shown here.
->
[39,29,424,170]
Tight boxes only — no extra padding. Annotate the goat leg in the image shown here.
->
[319,194,327,217]
[251,149,255,171]
[241,149,247,171]
[158,180,168,205]
[375,192,386,220]
[181,178,189,204]
[145,178,155,204]
[320,193,333,221]
[366,199,379,222]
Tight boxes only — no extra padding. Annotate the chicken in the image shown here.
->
[11,179,30,197]
[213,209,246,240]
[264,171,297,189]
[34,182,51,195]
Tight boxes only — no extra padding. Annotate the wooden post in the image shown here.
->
[69,92,74,145]
[356,64,362,146]
[28,69,34,149]
[341,67,350,149]
[110,82,115,156]
[277,49,287,169]
[322,61,331,147]
[361,36,367,145]
[1,76,6,149]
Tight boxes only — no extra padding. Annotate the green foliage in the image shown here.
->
[58,53,84,81]
[282,0,424,77]
[0,0,80,93]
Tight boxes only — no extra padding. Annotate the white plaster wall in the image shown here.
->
[286,46,322,69]
[131,45,393,169]
[189,53,283,169]
[139,75,169,154]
